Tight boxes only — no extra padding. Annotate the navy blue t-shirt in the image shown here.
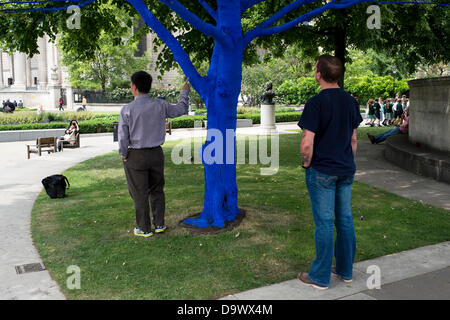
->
[298,88,363,176]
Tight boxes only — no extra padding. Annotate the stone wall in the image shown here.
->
[408,77,450,153]
[0,90,53,109]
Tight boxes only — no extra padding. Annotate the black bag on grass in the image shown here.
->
[42,175,70,199]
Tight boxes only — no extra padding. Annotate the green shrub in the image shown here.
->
[77,120,116,133]
[0,111,96,125]
[0,122,68,131]
[344,75,411,104]
[277,80,299,105]
[0,112,302,133]
[170,116,207,129]
[194,108,207,115]
[237,111,301,124]
[276,75,412,106]
[276,78,320,105]
[275,111,302,123]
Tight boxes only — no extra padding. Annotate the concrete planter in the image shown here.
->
[408,76,450,153]
[0,129,66,142]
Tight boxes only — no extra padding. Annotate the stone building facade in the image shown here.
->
[0,33,180,109]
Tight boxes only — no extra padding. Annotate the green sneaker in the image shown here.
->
[155,226,167,234]
[134,227,153,238]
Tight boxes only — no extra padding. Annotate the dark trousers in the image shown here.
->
[124,147,165,233]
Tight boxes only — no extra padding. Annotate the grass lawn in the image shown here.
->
[31,132,450,300]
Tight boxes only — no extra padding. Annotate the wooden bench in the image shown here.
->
[62,132,80,149]
[26,137,58,159]
[166,118,172,135]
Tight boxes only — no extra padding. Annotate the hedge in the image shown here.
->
[0,112,302,133]
[0,111,96,125]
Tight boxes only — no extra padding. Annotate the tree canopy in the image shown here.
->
[1,1,448,80]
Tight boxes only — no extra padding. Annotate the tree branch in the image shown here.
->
[244,0,362,47]
[198,0,217,20]
[126,0,206,95]
[158,0,226,43]
[240,0,265,13]
[257,0,319,30]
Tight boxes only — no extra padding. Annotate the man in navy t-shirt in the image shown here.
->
[297,54,363,290]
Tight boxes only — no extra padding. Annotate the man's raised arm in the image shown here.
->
[166,79,191,118]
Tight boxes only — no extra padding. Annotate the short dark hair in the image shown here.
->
[316,54,343,83]
[131,71,152,93]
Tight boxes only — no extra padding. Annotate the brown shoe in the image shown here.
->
[331,266,352,283]
[297,272,328,290]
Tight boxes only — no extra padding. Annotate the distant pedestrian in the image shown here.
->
[384,98,393,126]
[59,97,64,111]
[82,96,87,111]
[373,98,382,127]
[378,97,384,125]
[367,99,376,126]
[297,55,362,290]
[394,99,403,123]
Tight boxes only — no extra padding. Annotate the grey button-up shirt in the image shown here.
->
[118,90,189,157]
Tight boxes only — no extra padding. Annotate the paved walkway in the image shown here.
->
[0,123,448,300]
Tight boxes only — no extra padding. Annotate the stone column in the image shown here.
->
[38,37,48,90]
[9,54,14,86]
[11,52,26,90]
[26,57,32,88]
[46,37,56,85]
[0,51,4,88]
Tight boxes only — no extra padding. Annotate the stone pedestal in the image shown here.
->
[48,85,61,109]
[408,77,450,153]
[260,103,277,134]
[66,86,74,110]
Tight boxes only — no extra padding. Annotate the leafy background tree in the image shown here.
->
[247,1,450,86]
[59,3,150,92]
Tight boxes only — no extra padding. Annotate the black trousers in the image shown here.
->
[124,147,165,233]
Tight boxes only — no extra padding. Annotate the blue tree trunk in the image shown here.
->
[184,41,244,228]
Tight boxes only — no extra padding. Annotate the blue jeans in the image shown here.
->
[374,126,402,143]
[305,168,356,287]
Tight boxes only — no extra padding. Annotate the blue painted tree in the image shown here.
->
[2,0,447,228]
[128,0,371,229]
[124,0,449,228]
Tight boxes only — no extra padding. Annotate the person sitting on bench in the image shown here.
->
[58,120,79,151]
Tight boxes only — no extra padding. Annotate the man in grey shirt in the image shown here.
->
[119,71,190,238]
